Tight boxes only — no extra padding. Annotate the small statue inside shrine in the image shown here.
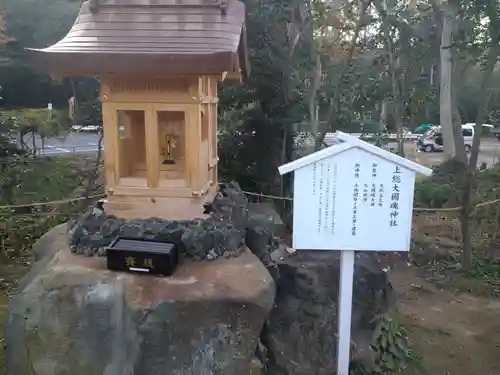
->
[162,133,177,165]
[158,111,185,170]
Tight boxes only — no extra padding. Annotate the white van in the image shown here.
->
[417,124,474,153]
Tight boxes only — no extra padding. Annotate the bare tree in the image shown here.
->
[433,0,467,164]
[313,0,372,151]
[373,0,406,155]
[460,11,500,270]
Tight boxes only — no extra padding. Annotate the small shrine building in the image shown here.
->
[27,0,249,220]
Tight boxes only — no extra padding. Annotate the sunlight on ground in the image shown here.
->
[393,266,500,375]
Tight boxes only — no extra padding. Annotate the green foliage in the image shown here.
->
[0,157,85,259]
[1,0,79,49]
[414,161,500,209]
[72,80,102,126]
[414,179,458,208]
[0,86,16,155]
[350,315,420,375]
[371,317,415,374]
[468,258,500,285]
[218,108,283,192]
[0,0,89,110]
[0,156,84,225]
[412,162,500,296]
[0,157,82,205]
[218,0,312,193]
[422,249,500,297]
[2,108,70,137]
[0,213,68,261]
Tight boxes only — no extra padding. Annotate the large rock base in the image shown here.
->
[5,225,275,375]
[263,251,393,375]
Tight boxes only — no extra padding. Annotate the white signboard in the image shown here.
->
[292,147,415,252]
[278,131,432,375]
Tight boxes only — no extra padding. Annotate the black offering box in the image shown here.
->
[106,237,179,276]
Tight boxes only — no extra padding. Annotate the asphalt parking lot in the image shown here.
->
[22,132,102,156]
[387,139,500,168]
[22,132,500,168]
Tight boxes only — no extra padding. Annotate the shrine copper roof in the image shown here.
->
[26,0,249,79]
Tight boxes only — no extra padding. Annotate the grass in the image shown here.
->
[411,158,500,295]
[0,262,29,375]
[423,254,500,296]
[0,155,94,374]
[0,156,87,206]
[413,159,500,209]
[0,156,93,262]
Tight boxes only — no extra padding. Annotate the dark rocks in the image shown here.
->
[67,182,277,262]
[5,224,276,375]
[181,221,216,259]
[411,234,459,265]
[261,251,393,375]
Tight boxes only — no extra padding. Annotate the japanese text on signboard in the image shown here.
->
[352,162,360,236]
[312,162,338,235]
[390,166,401,227]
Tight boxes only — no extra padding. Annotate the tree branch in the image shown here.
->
[314,0,372,150]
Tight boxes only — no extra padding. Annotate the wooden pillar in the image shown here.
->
[145,104,160,187]
[101,102,120,186]
[185,103,201,190]
[209,76,219,185]
[119,111,133,177]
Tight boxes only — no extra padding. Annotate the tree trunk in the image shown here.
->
[439,3,457,160]
[460,35,500,271]
[451,65,467,164]
[374,0,404,155]
[450,16,467,165]
[309,55,322,151]
[388,41,404,156]
[31,130,37,156]
[380,100,388,128]
[83,128,104,207]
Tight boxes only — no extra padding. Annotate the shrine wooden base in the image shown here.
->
[102,185,217,220]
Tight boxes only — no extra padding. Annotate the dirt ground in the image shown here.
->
[392,264,500,375]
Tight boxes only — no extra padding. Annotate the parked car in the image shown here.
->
[414,124,437,134]
[417,124,474,153]
[71,124,100,132]
[463,123,494,128]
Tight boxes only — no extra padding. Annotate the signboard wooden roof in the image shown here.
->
[278,131,433,252]
[26,0,250,78]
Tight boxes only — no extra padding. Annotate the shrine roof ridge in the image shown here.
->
[26,0,249,78]
[278,131,433,176]
[90,0,229,7]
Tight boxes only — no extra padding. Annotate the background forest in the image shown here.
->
[1,0,500,194]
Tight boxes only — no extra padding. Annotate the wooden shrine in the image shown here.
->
[27,0,249,220]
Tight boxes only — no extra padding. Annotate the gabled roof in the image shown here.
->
[279,131,433,176]
[26,0,249,79]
